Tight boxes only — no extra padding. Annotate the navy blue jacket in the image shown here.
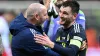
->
[10,13,46,56]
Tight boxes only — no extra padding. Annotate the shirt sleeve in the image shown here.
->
[52,43,79,56]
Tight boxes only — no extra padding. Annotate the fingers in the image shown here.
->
[34,34,44,38]
[80,41,87,50]
[34,34,48,43]
[34,35,45,41]
[82,41,87,47]
[34,33,48,38]
[34,38,43,44]
[82,41,87,50]
[34,33,51,46]
[43,32,48,37]
[34,36,48,46]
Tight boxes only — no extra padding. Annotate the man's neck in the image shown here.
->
[24,12,41,26]
[27,19,36,25]
[64,21,75,29]
[24,13,36,25]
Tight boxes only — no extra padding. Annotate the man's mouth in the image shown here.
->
[59,18,66,24]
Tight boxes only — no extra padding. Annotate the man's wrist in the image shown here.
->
[49,42,55,48]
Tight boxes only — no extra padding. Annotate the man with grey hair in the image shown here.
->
[9,3,48,56]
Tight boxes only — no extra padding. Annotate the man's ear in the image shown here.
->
[34,13,40,21]
[73,13,78,20]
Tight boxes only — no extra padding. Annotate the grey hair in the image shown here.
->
[26,3,46,19]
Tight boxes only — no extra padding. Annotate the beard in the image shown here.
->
[59,17,73,28]
[36,19,43,26]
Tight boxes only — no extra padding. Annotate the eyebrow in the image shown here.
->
[63,11,69,14]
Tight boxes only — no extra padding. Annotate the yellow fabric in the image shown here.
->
[62,42,66,48]
[56,36,60,41]
[70,39,81,48]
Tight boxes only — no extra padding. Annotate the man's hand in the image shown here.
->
[80,40,87,50]
[34,33,54,48]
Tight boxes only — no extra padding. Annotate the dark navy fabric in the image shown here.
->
[10,13,47,56]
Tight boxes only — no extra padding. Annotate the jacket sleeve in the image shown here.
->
[52,43,79,56]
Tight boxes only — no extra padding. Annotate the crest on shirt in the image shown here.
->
[30,28,37,36]
[62,37,66,40]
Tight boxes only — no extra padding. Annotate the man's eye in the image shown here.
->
[44,14,46,16]
[63,12,68,15]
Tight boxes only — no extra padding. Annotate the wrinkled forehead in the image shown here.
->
[56,0,67,2]
[55,0,67,5]
[60,6,72,13]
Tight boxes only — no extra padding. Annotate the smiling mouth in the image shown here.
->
[61,18,66,21]
[59,18,66,24]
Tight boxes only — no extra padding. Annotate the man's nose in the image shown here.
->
[59,13,63,18]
